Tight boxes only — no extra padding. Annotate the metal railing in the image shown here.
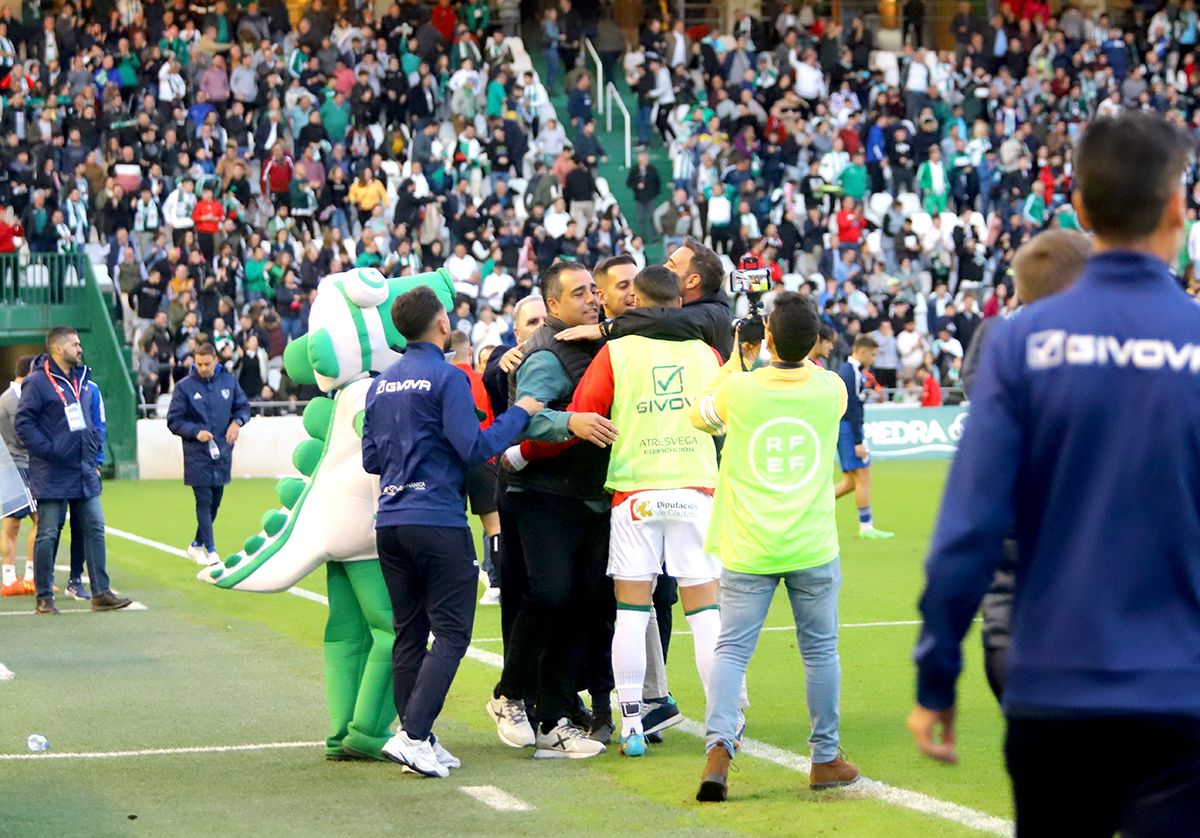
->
[605,81,631,169]
[0,251,91,306]
[583,37,603,115]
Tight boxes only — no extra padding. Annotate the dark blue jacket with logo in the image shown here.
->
[916,251,1200,718]
[166,365,252,487]
[14,354,103,500]
[363,341,531,528]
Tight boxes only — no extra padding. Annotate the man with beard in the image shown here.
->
[486,262,613,759]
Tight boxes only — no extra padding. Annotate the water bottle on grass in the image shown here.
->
[26,734,48,752]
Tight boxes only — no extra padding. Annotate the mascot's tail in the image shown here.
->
[197,268,457,594]
[198,378,378,592]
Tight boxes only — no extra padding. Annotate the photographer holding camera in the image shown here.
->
[690,292,858,802]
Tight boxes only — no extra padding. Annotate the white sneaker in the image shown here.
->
[185,544,208,564]
[381,730,449,777]
[206,551,221,566]
[533,718,606,759]
[479,587,501,605]
[486,696,536,748]
[429,733,461,770]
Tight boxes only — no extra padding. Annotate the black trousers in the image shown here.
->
[377,525,478,742]
[495,490,610,729]
[653,574,677,662]
[1006,715,1200,838]
[496,486,527,659]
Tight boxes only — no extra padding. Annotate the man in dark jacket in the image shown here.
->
[959,229,1091,700]
[14,327,131,614]
[910,113,1200,836]
[487,261,612,760]
[626,150,662,239]
[166,342,252,566]
[364,285,540,778]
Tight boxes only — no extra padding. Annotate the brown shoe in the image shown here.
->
[35,597,59,615]
[810,754,860,790]
[91,591,132,612]
[696,745,732,802]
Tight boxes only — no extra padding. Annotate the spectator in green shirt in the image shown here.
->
[319,92,351,143]
[486,72,507,118]
[838,151,869,202]
[244,247,273,303]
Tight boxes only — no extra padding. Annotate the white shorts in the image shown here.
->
[608,489,721,587]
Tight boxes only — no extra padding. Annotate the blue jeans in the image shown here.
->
[636,106,653,146]
[35,496,111,599]
[705,558,842,762]
[543,49,562,92]
[193,485,225,552]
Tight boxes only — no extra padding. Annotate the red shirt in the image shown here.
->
[192,200,225,234]
[453,362,494,429]
[0,219,23,253]
[835,210,865,244]
[920,375,943,407]
[431,4,457,42]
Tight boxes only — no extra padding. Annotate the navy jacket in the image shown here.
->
[837,358,866,443]
[15,354,103,500]
[915,252,1200,717]
[363,341,531,528]
[167,365,252,487]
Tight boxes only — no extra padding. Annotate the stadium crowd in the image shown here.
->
[3,0,1198,414]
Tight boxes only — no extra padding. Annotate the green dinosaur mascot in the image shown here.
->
[199,267,456,761]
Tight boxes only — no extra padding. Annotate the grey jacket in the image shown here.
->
[0,382,29,468]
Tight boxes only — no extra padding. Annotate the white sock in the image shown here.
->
[612,605,651,737]
[23,560,33,581]
[2,564,14,586]
[686,606,721,702]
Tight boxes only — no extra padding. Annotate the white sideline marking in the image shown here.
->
[459,785,534,812]
[106,527,330,605]
[0,662,13,681]
[112,527,1013,837]
[0,740,324,761]
[470,620,929,644]
[0,602,148,617]
[675,720,1009,837]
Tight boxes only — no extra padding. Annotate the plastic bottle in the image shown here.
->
[208,438,220,460]
[26,734,49,752]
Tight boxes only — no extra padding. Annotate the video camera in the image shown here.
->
[728,253,772,345]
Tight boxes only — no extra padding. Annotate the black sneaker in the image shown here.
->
[642,695,684,736]
[588,711,615,744]
[91,591,132,611]
[35,597,59,615]
[569,695,593,732]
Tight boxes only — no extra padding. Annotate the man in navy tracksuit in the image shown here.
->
[363,285,542,778]
[166,343,251,565]
[15,327,131,614]
[910,113,1200,836]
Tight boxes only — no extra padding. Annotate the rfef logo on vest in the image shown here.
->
[747,417,822,492]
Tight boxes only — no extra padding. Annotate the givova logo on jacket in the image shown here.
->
[375,379,432,394]
[636,365,692,413]
[1027,330,1200,372]
[748,417,821,492]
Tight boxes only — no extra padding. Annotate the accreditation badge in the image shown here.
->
[64,402,87,432]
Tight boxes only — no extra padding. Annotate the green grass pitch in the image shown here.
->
[0,460,1013,837]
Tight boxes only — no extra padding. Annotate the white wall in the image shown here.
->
[137,417,308,480]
